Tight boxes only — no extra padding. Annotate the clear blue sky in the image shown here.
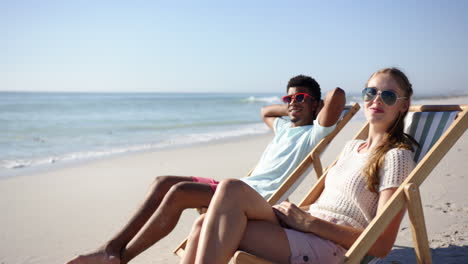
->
[1,0,467,95]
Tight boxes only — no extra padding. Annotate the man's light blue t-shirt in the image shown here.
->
[241,117,336,200]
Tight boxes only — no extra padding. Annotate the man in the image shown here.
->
[67,75,345,264]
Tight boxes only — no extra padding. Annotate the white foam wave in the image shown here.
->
[0,123,271,170]
[179,123,270,144]
[242,96,281,104]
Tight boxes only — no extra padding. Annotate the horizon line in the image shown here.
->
[1,90,468,99]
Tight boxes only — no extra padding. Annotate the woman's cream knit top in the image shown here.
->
[308,140,415,229]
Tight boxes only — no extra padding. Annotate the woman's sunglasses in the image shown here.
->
[362,87,408,106]
[282,93,314,104]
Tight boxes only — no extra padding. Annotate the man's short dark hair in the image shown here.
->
[287,75,321,100]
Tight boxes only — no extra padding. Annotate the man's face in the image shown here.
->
[286,87,318,127]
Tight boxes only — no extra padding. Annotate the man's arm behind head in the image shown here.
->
[261,104,288,131]
[316,88,346,127]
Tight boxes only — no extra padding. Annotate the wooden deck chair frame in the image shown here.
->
[233,104,468,264]
[173,103,361,257]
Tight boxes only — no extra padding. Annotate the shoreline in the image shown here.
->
[0,130,273,181]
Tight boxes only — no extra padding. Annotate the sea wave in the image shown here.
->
[0,123,270,171]
[242,96,282,104]
[122,120,263,132]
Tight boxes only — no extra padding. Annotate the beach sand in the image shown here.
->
[0,98,466,264]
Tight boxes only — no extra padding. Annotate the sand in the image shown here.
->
[0,98,466,264]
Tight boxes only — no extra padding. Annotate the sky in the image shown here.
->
[1,0,467,96]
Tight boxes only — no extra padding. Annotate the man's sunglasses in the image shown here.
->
[362,87,408,106]
[282,93,314,104]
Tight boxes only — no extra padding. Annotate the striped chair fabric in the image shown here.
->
[405,111,458,163]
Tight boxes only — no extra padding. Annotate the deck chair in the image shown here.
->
[233,104,468,264]
[173,103,361,257]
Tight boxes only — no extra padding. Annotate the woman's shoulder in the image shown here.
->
[385,147,415,158]
[379,147,416,190]
[384,147,416,167]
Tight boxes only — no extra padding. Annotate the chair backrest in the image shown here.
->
[405,107,459,162]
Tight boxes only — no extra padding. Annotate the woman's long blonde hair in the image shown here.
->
[362,68,418,193]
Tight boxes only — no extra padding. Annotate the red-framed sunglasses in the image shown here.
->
[282,93,314,104]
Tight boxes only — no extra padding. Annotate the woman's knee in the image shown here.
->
[217,178,249,197]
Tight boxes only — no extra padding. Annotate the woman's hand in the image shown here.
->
[272,201,316,233]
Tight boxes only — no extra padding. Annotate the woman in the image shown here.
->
[181,68,417,264]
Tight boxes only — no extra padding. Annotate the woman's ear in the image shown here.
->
[401,99,410,113]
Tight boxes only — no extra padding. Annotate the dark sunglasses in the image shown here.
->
[362,87,408,106]
[282,93,314,104]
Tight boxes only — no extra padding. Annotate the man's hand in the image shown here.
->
[316,87,346,127]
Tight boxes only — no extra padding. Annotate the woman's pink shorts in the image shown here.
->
[284,214,352,264]
[284,228,346,264]
[191,176,219,192]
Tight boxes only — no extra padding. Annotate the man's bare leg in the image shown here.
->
[121,182,214,263]
[66,176,212,264]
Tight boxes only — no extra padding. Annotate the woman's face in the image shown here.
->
[364,73,410,130]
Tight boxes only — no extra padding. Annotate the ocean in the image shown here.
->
[1,91,461,177]
[1,92,282,176]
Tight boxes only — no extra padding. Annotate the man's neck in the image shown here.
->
[291,119,314,127]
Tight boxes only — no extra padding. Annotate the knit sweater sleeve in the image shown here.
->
[378,148,416,192]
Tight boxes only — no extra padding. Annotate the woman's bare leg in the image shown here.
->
[237,220,291,264]
[67,176,212,264]
[182,215,291,264]
[121,182,214,263]
[191,179,291,264]
[180,214,206,264]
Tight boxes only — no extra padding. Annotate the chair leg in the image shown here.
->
[173,238,187,257]
[404,183,432,264]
